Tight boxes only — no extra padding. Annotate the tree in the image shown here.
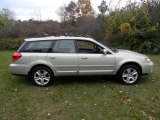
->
[0,16,4,27]
[58,0,94,25]
[0,8,15,20]
[65,1,77,25]
[98,0,108,15]
[76,0,94,16]
[57,6,67,23]
[57,1,78,26]
[0,8,15,38]
[0,8,15,28]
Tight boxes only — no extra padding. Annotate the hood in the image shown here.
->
[118,49,147,58]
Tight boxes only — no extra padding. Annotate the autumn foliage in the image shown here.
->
[0,0,160,54]
[76,0,94,16]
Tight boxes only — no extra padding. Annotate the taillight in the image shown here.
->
[12,52,22,62]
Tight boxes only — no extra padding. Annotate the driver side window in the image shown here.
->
[77,40,103,54]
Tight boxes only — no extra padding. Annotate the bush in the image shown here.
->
[105,0,160,54]
[0,38,24,50]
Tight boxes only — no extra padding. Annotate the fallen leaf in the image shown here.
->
[45,88,49,91]
[151,110,155,113]
[121,98,135,105]
[149,116,155,120]
[119,91,123,93]
[27,108,31,111]
[140,110,146,116]
[14,89,18,92]
[47,113,51,117]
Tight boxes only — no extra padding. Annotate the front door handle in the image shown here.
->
[81,57,88,60]
[49,56,56,59]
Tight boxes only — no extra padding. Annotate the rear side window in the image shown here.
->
[20,41,53,52]
[53,40,76,53]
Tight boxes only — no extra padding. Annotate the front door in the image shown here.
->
[76,40,115,75]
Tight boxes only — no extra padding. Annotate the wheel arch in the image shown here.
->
[28,64,55,77]
[116,62,142,75]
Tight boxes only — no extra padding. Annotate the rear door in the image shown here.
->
[76,40,115,75]
[47,40,78,76]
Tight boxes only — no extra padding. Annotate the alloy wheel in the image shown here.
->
[34,69,51,86]
[122,68,138,84]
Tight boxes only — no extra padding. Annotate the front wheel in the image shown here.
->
[118,65,141,85]
[31,66,53,87]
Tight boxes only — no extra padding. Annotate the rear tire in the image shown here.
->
[118,65,141,85]
[31,66,53,87]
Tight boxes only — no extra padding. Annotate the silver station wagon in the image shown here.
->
[10,36,154,87]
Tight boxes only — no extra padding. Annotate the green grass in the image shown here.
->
[0,51,160,120]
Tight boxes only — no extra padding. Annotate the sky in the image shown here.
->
[0,0,140,21]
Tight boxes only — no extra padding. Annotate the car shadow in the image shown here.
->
[138,75,150,84]
[16,75,150,87]
[14,76,33,86]
[53,75,118,86]
[16,75,118,86]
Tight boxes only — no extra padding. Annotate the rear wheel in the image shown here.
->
[118,65,141,85]
[31,66,53,87]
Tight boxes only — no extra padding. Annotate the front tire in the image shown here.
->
[118,65,141,85]
[31,66,53,87]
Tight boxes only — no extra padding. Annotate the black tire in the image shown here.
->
[31,66,54,87]
[118,65,141,85]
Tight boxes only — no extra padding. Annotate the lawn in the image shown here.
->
[0,51,160,120]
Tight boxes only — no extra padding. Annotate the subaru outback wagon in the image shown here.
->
[10,36,154,87]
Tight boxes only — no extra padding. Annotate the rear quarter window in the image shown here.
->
[20,41,53,53]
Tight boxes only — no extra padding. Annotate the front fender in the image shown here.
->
[115,58,144,74]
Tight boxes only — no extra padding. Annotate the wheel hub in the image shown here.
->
[122,68,138,84]
[34,69,51,86]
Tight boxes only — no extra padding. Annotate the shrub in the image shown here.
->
[105,0,160,54]
[0,38,24,50]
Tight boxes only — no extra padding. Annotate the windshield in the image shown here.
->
[103,43,119,53]
[92,39,119,53]
[108,47,119,53]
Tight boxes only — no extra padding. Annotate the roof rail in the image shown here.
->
[28,34,92,38]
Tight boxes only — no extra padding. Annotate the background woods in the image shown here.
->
[0,0,160,54]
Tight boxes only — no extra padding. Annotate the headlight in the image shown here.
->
[145,58,151,63]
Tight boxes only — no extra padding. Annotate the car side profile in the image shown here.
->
[10,36,154,87]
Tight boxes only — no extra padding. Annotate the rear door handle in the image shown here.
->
[81,57,88,60]
[49,56,56,59]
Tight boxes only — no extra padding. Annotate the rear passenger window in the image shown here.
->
[53,40,76,53]
[21,41,53,52]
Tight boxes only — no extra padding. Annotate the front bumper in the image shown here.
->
[142,62,154,75]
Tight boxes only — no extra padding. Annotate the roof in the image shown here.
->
[24,36,94,41]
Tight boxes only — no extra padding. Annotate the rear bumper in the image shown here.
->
[10,64,29,76]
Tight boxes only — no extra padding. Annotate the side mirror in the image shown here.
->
[103,49,108,55]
